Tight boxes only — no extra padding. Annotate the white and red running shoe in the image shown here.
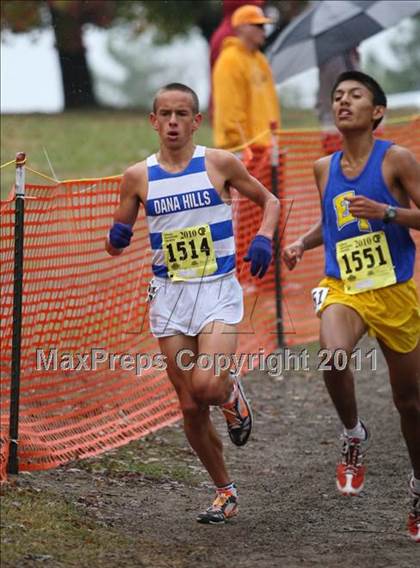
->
[336,422,369,496]
[408,477,420,543]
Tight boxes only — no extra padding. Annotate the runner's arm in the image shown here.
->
[283,160,325,270]
[105,166,143,256]
[221,153,280,238]
[299,219,324,251]
[347,147,420,230]
[283,219,323,270]
[210,150,280,278]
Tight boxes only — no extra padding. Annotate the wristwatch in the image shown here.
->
[383,205,397,224]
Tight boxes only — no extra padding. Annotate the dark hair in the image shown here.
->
[153,83,200,114]
[331,71,387,130]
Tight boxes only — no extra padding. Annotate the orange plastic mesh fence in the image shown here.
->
[1,120,419,481]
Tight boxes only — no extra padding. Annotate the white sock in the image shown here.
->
[217,482,237,495]
[411,475,420,495]
[344,419,366,440]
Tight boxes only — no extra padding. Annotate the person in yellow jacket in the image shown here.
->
[212,4,281,150]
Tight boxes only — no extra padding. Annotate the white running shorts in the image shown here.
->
[148,273,244,338]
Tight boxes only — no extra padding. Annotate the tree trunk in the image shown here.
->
[49,5,98,109]
[55,49,97,109]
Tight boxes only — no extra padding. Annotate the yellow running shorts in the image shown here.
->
[316,277,420,353]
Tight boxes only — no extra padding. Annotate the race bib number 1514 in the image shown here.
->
[162,224,218,281]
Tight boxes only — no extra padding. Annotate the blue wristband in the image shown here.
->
[244,235,272,279]
[109,222,133,249]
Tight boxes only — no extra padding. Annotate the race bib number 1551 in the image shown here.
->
[336,231,396,294]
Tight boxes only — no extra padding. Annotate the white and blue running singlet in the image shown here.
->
[145,145,236,281]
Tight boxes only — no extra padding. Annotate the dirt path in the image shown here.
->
[2,338,418,567]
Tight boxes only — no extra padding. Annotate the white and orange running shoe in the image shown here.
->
[336,423,369,496]
[220,374,253,447]
[197,487,238,524]
[408,477,420,543]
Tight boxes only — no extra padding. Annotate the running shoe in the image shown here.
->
[336,422,369,496]
[408,477,420,543]
[196,488,238,524]
[220,374,253,447]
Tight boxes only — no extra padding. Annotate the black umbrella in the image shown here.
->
[266,0,420,83]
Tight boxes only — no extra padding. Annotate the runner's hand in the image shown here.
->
[283,240,304,270]
[244,235,272,278]
[346,195,387,219]
[109,222,133,249]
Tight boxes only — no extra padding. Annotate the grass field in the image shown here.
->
[1,111,213,199]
